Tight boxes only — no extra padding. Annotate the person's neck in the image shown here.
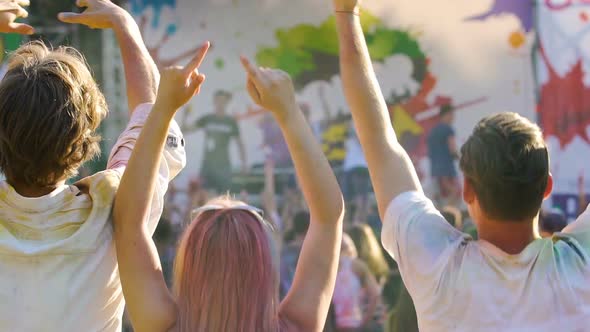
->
[477,217,537,254]
[10,180,66,198]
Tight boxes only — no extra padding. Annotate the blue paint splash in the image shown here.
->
[130,0,177,28]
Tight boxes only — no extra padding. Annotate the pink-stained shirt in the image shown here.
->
[0,103,186,332]
[333,257,363,329]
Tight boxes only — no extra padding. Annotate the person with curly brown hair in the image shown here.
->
[0,1,186,331]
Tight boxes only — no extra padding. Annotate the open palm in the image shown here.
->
[58,0,126,29]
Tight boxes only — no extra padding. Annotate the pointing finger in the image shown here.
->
[240,56,262,83]
[246,78,261,102]
[183,41,210,76]
[58,12,91,24]
[7,22,33,34]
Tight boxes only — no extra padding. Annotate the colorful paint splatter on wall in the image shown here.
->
[130,0,203,69]
[468,0,590,218]
[466,0,533,31]
[130,0,176,28]
[466,0,534,49]
[257,11,484,175]
[257,12,427,90]
[536,1,590,147]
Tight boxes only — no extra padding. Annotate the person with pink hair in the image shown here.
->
[112,47,345,331]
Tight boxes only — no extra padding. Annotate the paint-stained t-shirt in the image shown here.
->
[0,103,186,332]
[382,191,590,332]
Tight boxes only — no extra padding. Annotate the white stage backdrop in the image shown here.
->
[126,0,588,218]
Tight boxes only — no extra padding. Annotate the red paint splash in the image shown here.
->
[538,47,590,147]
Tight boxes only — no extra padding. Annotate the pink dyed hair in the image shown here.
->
[173,197,279,332]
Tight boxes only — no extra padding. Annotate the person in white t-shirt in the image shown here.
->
[0,1,185,331]
[333,0,590,331]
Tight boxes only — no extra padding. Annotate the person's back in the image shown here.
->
[0,2,186,330]
[380,113,590,331]
[0,41,117,331]
[332,2,590,330]
[384,198,590,331]
[0,170,122,331]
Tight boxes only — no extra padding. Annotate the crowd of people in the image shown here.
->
[0,0,589,332]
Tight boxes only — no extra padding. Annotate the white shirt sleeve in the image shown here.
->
[381,191,469,301]
[562,204,590,252]
[106,103,187,234]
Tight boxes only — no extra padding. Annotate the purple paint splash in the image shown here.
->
[466,0,534,32]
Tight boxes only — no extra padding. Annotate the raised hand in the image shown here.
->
[240,56,297,122]
[0,0,33,35]
[333,0,360,12]
[155,42,210,114]
[58,0,128,29]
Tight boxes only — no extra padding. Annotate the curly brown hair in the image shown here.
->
[0,41,107,187]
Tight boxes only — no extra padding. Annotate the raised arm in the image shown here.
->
[334,0,421,218]
[241,57,345,331]
[59,0,159,113]
[112,44,209,332]
[0,0,34,34]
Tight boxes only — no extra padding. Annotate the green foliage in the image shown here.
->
[29,0,75,25]
[3,34,22,52]
[256,10,428,90]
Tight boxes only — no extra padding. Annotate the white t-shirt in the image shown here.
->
[382,191,590,332]
[0,104,186,332]
[342,131,367,171]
